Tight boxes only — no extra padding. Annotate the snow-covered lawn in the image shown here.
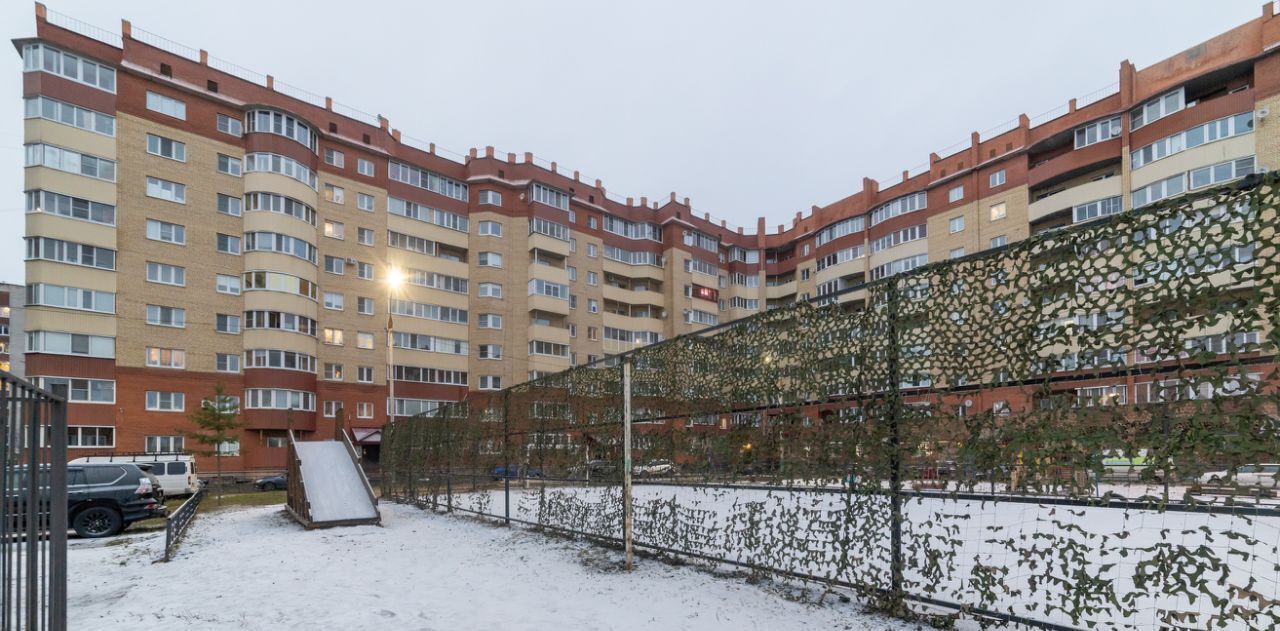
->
[67,502,915,631]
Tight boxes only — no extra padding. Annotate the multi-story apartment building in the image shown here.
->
[15,3,1280,471]
[0,283,22,376]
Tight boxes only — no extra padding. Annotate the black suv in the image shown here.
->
[68,463,166,538]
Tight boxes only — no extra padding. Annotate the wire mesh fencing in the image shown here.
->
[384,174,1280,630]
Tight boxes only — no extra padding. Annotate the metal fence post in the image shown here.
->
[885,279,905,613]
[623,358,634,570]
[503,392,510,526]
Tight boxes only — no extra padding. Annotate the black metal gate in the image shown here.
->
[0,371,67,631]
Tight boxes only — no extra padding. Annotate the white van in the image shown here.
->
[69,454,200,496]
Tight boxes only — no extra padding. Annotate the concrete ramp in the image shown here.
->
[286,431,381,529]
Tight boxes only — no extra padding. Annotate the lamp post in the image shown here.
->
[386,267,404,427]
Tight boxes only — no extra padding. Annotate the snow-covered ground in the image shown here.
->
[67,503,916,631]
[437,483,1280,630]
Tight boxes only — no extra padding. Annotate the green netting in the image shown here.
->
[383,174,1280,630]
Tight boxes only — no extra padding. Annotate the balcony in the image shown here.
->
[766,280,797,300]
[603,258,664,282]
[1028,137,1122,188]
[528,293,571,316]
[528,322,571,346]
[1028,176,1122,223]
[602,283,665,306]
[528,232,571,256]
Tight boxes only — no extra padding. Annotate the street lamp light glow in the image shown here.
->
[387,267,405,291]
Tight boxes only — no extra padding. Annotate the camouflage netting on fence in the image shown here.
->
[383,175,1280,630]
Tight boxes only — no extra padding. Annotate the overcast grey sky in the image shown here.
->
[0,0,1265,283]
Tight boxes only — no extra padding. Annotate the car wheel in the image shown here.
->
[73,506,123,538]
[262,482,277,491]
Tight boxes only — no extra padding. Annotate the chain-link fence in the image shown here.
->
[384,174,1280,630]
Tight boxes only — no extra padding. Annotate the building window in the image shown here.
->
[358,227,374,245]
[324,184,345,204]
[989,202,1006,221]
[244,153,316,188]
[1073,196,1123,223]
[357,159,375,177]
[478,252,503,268]
[478,344,503,360]
[146,305,185,328]
[948,216,965,234]
[478,190,502,206]
[357,366,373,383]
[567,266,577,281]
[217,194,242,216]
[216,234,241,255]
[266,436,287,448]
[323,292,345,311]
[388,161,468,200]
[247,110,316,152]
[324,221,345,239]
[217,154,242,176]
[478,220,502,236]
[146,177,186,203]
[216,113,242,136]
[145,435,184,453]
[145,91,186,119]
[145,347,186,369]
[948,185,963,203]
[67,426,115,448]
[587,272,598,286]
[215,314,241,334]
[216,353,240,373]
[479,376,502,390]
[357,297,374,314]
[587,243,598,258]
[24,144,116,181]
[324,363,344,381]
[146,134,186,162]
[356,402,374,419]
[356,193,375,212]
[25,96,115,136]
[479,283,502,298]
[1075,116,1122,149]
[989,235,1008,249]
[324,148,345,167]
[478,314,503,329]
[323,401,340,418]
[21,43,116,92]
[356,332,374,349]
[146,219,185,245]
[588,299,599,313]
[1130,88,1184,130]
[25,190,115,225]
[146,262,186,286]
[323,328,345,346]
[531,183,570,210]
[215,274,241,295]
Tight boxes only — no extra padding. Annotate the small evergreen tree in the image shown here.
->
[184,382,244,504]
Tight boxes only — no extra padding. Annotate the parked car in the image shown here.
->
[492,465,542,480]
[1199,464,1280,488]
[568,460,617,478]
[65,463,166,538]
[633,459,678,477]
[70,454,199,496]
[254,474,287,491]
